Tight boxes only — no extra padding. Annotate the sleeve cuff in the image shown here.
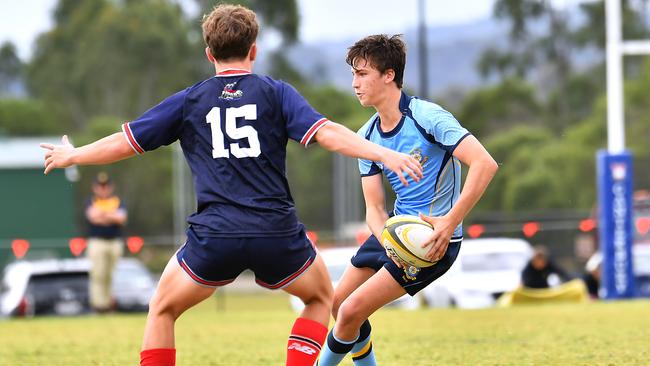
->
[360,171,382,177]
[122,122,145,155]
[300,118,330,147]
[448,132,471,154]
[360,162,382,177]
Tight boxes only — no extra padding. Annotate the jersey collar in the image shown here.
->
[376,91,413,138]
[399,90,413,116]
[216,68,252,77]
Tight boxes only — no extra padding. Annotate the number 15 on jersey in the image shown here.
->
[206,104,261,159]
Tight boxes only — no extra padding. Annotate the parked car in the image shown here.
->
[633,197,650,295]
[111,258,158,312]
[289,247,421,312]
[633,196,650,246]
[632,244,650,297]
[0,257,156,317]
[421,238,534,309]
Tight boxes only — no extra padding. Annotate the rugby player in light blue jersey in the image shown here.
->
[319,35,498,366]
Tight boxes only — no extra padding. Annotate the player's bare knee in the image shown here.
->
[315,272,334,304]
[148,292,180,320]
[147,294,165,315]
[331,292,347,318]
[336,298,365,328]
[301,283,333,310]
[331,302,340,319]
[315,286,335,308]
[323,280,334,302]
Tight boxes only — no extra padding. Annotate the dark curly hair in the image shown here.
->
[346,34,406,88]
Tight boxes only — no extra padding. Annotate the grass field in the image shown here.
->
[1,292,649,365]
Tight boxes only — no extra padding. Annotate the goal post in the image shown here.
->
[599,0,649,299]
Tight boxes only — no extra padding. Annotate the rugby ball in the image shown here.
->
[380,215,436,268]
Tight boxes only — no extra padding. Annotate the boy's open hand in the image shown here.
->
[41,135,75,174]
[381,150,423,186]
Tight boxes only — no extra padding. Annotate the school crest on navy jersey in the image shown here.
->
[220,82,243,100]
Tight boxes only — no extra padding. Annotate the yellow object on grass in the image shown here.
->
[497,279,589,307]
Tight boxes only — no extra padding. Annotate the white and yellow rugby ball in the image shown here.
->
[380,215,436,268]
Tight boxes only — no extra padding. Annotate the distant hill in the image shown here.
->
[279,17,510,96]
[256,7,604,99]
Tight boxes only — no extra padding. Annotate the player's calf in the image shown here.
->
[350,320,376,366]
[318,319,376,366]
[140,348,176,366]
[286,317,328,366]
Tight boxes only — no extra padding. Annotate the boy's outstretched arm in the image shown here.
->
[41,133,136,174]
[314,122,423,186]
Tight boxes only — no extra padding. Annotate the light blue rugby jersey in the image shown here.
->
[358,91,470,241]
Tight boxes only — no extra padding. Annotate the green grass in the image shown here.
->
[1,293,649,365]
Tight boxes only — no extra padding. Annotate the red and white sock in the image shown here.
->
[286,317,328,366]
[140,348,176,366]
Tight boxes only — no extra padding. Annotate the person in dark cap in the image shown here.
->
[85,172,127,313]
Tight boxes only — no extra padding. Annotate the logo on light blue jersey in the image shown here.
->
[409,148,429,166]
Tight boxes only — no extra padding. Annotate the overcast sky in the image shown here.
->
[0,0,580,60]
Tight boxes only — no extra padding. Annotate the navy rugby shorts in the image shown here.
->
[351,234,461,296]
[176,226,316,289]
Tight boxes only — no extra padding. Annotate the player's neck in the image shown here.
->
[214,60,253,75]
[375,87,403,131]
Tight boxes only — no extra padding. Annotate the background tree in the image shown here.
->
[0,42,23,98]
[478,0,545,80]
[461,0,650,218]
[0,99,65,136]
[19,0,199,237]
[573,0,649,52]
[457,78,542,138]
[27,0,200,130]
[478,0,649,129]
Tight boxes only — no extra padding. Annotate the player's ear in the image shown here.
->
[384,69,395,84]
[205,47,216,63]
[249,43,257,62]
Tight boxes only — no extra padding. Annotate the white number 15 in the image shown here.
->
[206,104,261,158]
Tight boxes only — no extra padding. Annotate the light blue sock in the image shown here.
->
[351,332,376,365]
[317,330,357,366]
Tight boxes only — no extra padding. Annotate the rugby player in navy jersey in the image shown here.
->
[40,6,422,366]
[318,35,498,366]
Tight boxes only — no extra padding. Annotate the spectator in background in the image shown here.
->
[582,252,602,299]
[86,172,127,313]
[521,245,570,289]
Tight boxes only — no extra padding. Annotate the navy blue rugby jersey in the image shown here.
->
[122,69,329,237]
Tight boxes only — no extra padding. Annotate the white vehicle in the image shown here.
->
[0,258,156,317]
[421,238,534,309]
[633,244,650,297]
[289,247,421,312]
